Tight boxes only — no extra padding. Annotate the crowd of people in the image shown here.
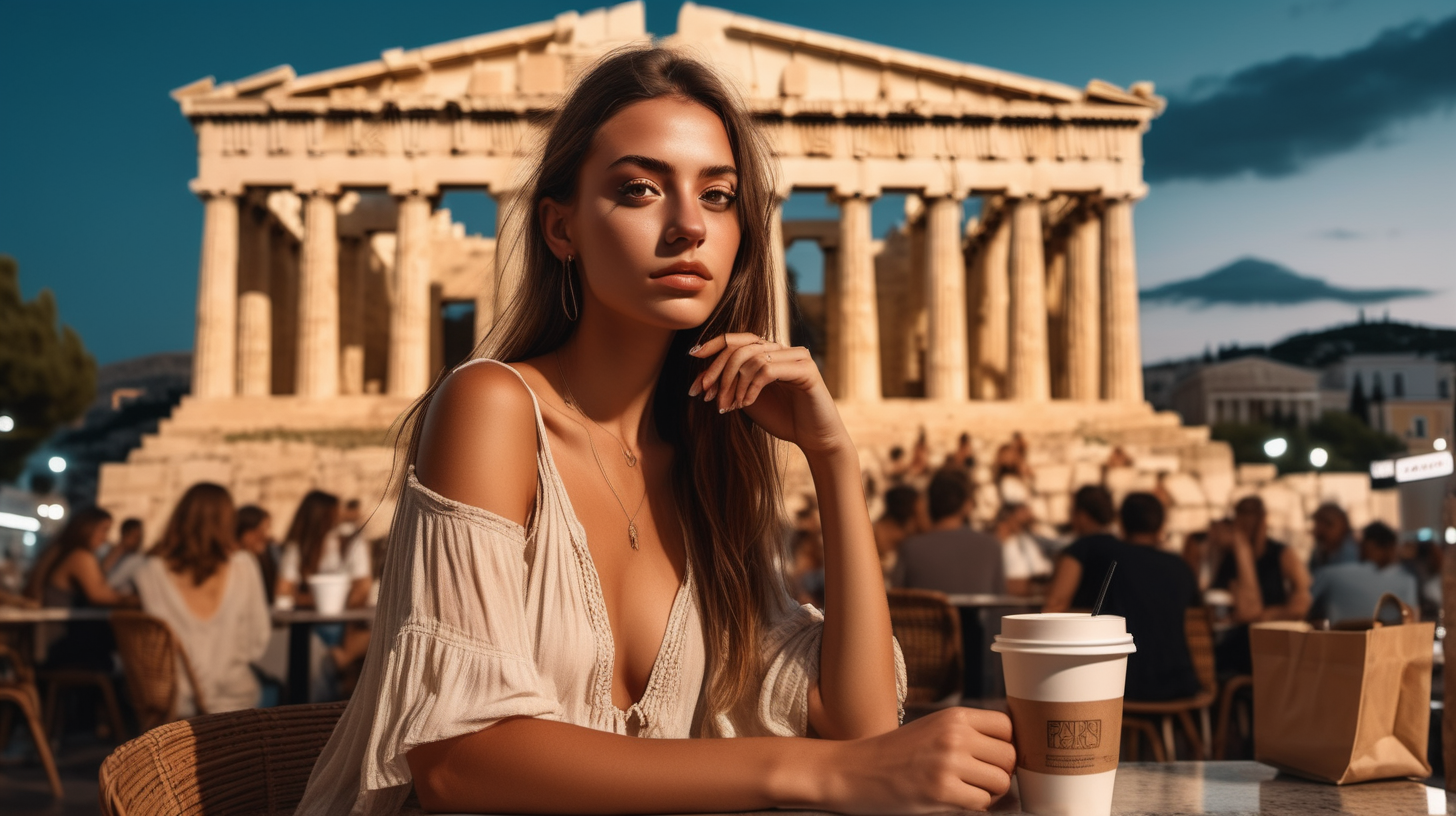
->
[789,428,1433,704]
[8,484,378,728]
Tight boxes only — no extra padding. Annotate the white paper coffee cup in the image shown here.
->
[991,613,1136,816]
[308,573,350,616]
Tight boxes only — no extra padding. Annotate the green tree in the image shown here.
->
[1210,410,1405,475]
[0,255,97,482]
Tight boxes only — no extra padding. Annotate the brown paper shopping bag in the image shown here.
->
[1250,594,1434,784]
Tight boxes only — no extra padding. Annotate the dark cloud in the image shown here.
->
[1144,14,1456,182]
[1314,227,1363,240]
[1141,257,1432,307]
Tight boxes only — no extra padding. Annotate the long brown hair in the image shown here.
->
[151,482,236,586]
[287,490,340,578]
[391,47,783,717]
[25,506,113,600]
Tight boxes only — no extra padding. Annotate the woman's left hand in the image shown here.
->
[689,333,850,458]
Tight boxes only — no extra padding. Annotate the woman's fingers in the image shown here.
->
[736,348,814,408]
[714,341,774,412]
[695,335,776,402]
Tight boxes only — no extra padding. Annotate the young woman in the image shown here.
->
[275,490,371,611]
[134,483,270,715]
[298,48,1013,815]
[26,507,137,671]
[235,504,277,605]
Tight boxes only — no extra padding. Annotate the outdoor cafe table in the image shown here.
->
[271,606,375,705]
[582,763,1449,815]
[0,605,376,706]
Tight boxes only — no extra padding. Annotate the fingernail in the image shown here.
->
[704,388,716,401]
[688,344,702,354]
[688,382,701,397]
[718,407,728,414]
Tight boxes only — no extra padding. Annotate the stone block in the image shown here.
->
[1168,506,1212,536]
[1035,464,1073,496]
[1199,471,1235,510]
[1237,463,1278,486]
[1070,462,1103,491]
[1043,492,1071,526]
[1136,454,1181,475]
[1162,473,1206,507]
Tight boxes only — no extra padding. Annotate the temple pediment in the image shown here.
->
[173,1,1161,120]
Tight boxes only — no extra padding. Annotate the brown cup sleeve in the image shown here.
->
[1006,696,1123,775]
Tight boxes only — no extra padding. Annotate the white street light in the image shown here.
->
[0,415,13,432]
[48,504,64,520]
[1309,448,1329,468]
[1263,438,1288,458]
[23,532,36,547]
[1447,527,1456,545]
[47,456,66,473]
[36,504,50,519]
[1436,438,1449,452]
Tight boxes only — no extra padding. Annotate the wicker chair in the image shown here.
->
[111,610,208,732]
[886,588,963,717]
[0,641,63,798]
[98,702,347,816]
[1122,606,1218,761]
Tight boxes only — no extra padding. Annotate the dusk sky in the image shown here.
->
[2,0,1452,367]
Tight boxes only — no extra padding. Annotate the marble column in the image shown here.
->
[390,192,432,397]
[192,192,239,399]
[237,200,272,396]
[1065,205,1102,401]
[492,188,526,324]
[832,194,881,401]
[923,195,968,400]
[970,211,1009,400]
[1007,197,1050,401]
[296,192,340,398]
[1101,197,1144,402]
[338,236,367,395]
[769,198,791,344]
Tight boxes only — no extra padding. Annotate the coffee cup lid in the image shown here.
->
[1000,612,1128,643]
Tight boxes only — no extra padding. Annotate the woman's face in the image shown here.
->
[90,519,113,551]
[544,95,742,330]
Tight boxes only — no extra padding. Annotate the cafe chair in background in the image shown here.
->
[39,665,129,746]
[886,588,963,718]
[99,701,346,816]
[111,610,207,733]
[1122,606,1218,762]
[0,641,64,799]
[1213,674,1254,760]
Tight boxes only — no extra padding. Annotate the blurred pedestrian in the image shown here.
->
[1308,521,1417,625]
[1308,503,1358,573]
[1211,496,1312,675]
[892,469,1003,595]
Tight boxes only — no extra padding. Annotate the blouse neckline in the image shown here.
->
[434,358,697,724]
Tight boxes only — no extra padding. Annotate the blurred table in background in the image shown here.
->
[946,595,1043,699]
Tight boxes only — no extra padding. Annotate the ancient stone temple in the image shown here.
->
[105,2,1347,552]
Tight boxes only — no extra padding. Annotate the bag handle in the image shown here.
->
[1372,593,1416,626]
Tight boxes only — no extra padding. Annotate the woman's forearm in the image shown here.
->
[806,444,900,739]
[409,718,831,814]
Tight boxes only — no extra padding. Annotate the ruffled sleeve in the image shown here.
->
[708,600,908,738]
[297,475,562,816]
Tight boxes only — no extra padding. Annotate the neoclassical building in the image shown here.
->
[101,2,1224,541]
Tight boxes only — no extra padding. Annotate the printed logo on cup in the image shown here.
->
[1048,719,1101,750]
[1008,697,1122,776]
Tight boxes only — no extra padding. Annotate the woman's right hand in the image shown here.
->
[820,707,1016,814]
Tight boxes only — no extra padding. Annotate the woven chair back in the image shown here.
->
[111,610,206,732]
[1186,606,1217,697]
[99,702,347,816]
[887,588,963,704]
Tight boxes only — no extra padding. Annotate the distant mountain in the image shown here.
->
[1140,257,1432,306]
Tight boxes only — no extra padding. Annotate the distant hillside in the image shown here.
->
[1140,257,1432,307]
[1267,320,1456,367]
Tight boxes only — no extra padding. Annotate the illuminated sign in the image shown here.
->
[1395,451,1454,483]
[1370,460,1396,480]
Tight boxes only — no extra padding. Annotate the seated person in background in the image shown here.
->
[884,445,908,485]
[236,505,278,605]
[102,517,145,594]
[873,485,923,580]
[1044,492,1201,701]
[1211,496,1312,675]
[993,503,1051,596]
[275,490,371,610]
[135,483,271,715]
[1067,485,1117,548]
[1309,521,1418,624]
[943,432,976,473]
[892,469,1004,595]
[25,506,138,671]
[1308,503,1358,573]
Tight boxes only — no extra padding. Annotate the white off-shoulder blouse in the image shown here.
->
[296,360,905,816]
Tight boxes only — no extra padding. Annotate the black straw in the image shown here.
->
[1091,561,1118,616]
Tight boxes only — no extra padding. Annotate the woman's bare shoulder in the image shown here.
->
[415,361,540,526]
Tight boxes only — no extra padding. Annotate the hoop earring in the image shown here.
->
[561,254,579,321]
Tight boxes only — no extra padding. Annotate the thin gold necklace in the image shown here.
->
[555,352,647,550]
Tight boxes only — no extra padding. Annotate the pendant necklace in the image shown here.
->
[555,352,647,550]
